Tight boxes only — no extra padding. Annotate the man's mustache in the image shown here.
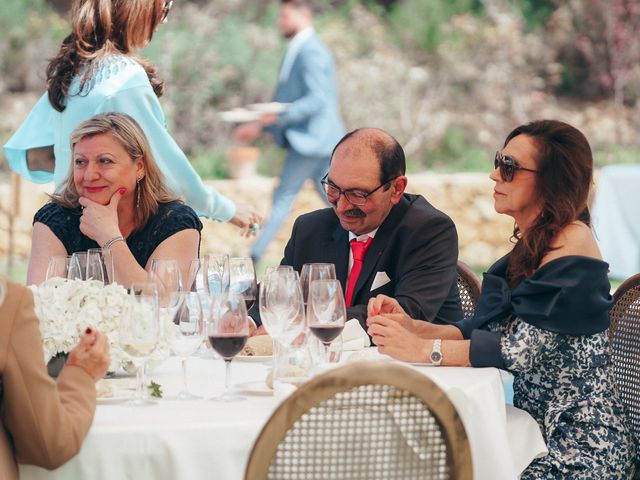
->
[343,208,365,218]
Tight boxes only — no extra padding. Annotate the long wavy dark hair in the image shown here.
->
[505,120,593,287]
[46,0,165,112]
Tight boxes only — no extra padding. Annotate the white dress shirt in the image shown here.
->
[347,229,378,276]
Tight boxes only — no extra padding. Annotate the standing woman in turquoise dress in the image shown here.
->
[3,0,261,233]
[367,120,636,478]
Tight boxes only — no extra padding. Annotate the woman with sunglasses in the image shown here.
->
[3,0,261,235]
[367,120,636,478]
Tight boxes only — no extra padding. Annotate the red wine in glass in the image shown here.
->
[310,325,344,344]
[208,335,248,359]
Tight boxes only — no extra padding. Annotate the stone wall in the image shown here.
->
[0,172,515,272]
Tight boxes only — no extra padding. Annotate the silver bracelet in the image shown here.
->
[102,235,125,250]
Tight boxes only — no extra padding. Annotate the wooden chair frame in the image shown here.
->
[456,261,481,318]
[245,361,472,480]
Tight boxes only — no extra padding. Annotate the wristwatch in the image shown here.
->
[430,339,443,366]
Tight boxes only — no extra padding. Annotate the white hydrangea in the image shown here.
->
[31,278,175,372]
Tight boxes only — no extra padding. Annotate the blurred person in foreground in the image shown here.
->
[0,276,109,479]
[3,0,261,235]
[27,112,201,288]
[252,127,462,331]
[233,0,345,262]
[367,120,636,478]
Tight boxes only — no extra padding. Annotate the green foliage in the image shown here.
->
[387,0,483,52]
[593,146,640,168]
[190,150,229,180]
[415,126,490,173]
[510,0,556,31]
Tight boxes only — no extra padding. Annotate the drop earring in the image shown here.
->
[136,177,141,208]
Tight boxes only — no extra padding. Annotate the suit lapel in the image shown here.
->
[329,224,350,293]
[351,195,412,302]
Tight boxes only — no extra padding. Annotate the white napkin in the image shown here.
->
[342,319,371,351]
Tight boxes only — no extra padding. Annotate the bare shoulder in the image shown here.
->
[541,221,602,266]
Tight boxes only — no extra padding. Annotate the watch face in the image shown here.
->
[431,352,442,363]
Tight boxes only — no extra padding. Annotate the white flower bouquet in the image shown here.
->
[31,278,174,373]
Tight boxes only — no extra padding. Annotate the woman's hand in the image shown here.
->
[229,202,264,238]
[367,295,414,331]
[367,315,428,363]
[78,188,124,246]
[66,327,110,381]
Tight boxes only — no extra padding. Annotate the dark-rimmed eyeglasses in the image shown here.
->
[494,151,538,182]
[321,174,398,206]
[160,0,174,23]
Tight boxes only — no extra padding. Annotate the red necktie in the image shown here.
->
[345,237,373,307]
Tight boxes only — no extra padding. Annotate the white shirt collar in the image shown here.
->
[278,27,314,82]
[348,228,378,243]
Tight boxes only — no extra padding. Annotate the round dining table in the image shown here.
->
[20,350,547,480]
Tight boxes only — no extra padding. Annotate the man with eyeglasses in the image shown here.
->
[277,128,462,329]
[233,0,344,263]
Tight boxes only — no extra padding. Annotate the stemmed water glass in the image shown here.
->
[45,255,71,280]
[207,292,249,402]
[86,248,106,283]
[149,259,184,322]
[300,263,336,309]
[229,257,257,311]
[68,252,88,280]
[259,269,306,385]
[206,254,229,295]
[167,292,204,400]
[120,282,160,406]
[307,279,346,364]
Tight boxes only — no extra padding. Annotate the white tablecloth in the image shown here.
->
[592,164,640,279]
[21,354,546,480]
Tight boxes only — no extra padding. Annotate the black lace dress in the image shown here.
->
[456,255,636,479]
[34,201,202,267]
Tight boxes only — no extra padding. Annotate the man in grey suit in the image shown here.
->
[233,0,345,262]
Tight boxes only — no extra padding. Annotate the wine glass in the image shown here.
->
[68,252,88,280]
[207,292,249,402]
[307,279,346,364]
[86,248,106,284]
[45,255,71,280]
[120,282,160,406]
[259,269,306,385]
[207,254,229,295]
[188,258,217,359]
[149,259,184,322]
[300,263,336,309]
[167,292,204,400]
[229,257,257,311]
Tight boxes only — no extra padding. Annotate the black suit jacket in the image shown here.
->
[270,194,462,329]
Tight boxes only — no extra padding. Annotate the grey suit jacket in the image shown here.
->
[264,33,344,158]
[280,194,462,329]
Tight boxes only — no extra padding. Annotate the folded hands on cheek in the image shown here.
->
[78,189,124,246]
[366,295,423,363]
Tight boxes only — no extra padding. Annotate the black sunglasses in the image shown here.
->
[160,0,173,23]
[494,151,538,182]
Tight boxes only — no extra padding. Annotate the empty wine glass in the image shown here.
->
[188,258,217,359]
[149,259,184,322]
[308,279,346,364]
[120,282,160,406]
[86,248,106,284]
[207,292,249,402]
[167,292,204,400]
[45,255,71,280]
[207,254,229,295]
[229,257,257,311]
[68,252,88,280]
[300,263,336,309]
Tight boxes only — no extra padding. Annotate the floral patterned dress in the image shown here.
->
[458,255,636,479]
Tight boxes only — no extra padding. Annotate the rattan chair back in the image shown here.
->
[457,261,481,319]
[609,273,640,472]
[245,361,472,480]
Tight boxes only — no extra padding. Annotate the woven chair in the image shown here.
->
[457,261,481,319]
[609,273,640,477]
[245,361,472,480]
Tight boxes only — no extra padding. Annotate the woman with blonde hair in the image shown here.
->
[27,112,202,287]
[4,0,261,234]
[0,276,109,479]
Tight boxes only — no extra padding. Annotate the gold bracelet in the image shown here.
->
[102,235,125,250]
